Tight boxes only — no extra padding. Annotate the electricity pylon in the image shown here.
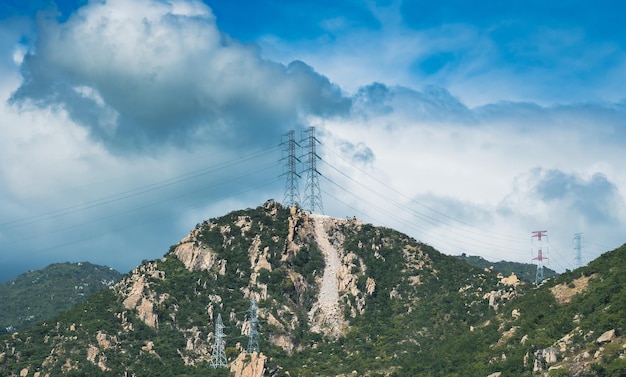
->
[531,230,548,284]
[210,313,227,368]
[246,299,260,354]
[300,126,324,214]
[280,130,301,208]
[573,233,583,268]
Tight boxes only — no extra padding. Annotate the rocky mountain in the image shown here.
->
[0,262,122,333]
[455,253,559,282]
[0,200,624,376]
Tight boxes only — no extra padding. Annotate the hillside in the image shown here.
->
[485,242,626,376]
[0,262,122,333]
[0,201,623,376]
[455,253,559,282]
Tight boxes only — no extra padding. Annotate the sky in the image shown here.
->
[1,0,625,281]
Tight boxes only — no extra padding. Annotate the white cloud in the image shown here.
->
[311,85,626,270]
[1,0,625,281]
[11,0,349,153]
[258,2,626,107]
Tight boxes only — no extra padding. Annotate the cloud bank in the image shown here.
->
[10,0,349,153]
[318,83,626,271]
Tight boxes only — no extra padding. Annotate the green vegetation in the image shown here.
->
[1,201,624,377]
[486,243,626,375]
[0,262,121,332]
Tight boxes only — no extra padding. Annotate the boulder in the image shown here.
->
[596,329,615,343]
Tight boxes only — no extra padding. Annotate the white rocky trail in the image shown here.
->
[308,214,342,337]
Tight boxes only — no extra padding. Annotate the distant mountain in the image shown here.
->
[455,253,559,282]
[0,262,122,333]
[0,201,624,377]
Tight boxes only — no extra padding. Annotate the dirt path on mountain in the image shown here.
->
[309,214,342,337]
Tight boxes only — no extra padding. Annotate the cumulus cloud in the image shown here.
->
[10,0,349,153]
[527,168,624,225]
[336,140,374,164]
[352,82,474,123]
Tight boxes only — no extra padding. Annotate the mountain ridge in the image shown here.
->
[455,253,559,282]
[0,200,624,376]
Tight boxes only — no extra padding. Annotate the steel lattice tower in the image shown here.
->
[531,230,549,284]
[246,299,260,354]
[210,313,227,368]
[573,233,583,268]
[280,130,301,208]
[300,127,324,214]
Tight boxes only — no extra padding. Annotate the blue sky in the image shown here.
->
[0,0,625,281]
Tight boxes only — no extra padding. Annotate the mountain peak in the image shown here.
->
[1,202,624,376]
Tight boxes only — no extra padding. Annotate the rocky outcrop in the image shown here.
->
[484,288,518,311]
[85,331,116,371]
[174,228,220,272]
[550,274,595,304]
[533,347,558,372]
[596,329,615,343]
[229,352,266,377]
[178,326,211,366]
[498,273,520,287]
[114,261,165,328]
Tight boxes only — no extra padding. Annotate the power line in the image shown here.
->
[320,174,525,259]
[323,145,527,244]
[0,168,280,261]
[319,159,528,257]
[0,145,281,231]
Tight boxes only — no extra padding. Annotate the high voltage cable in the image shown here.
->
[321,145,608,271]
[547,241,577,272]
[585,240,619,252]
[2,163,280,248]
[321,174,525,257]
[319,159,528,256]
[0,145,281,231]
[321,159,526,253]
[2,174,280,260]
[323,186,483,253]
[324,146,528,243]
[5,134,607,275]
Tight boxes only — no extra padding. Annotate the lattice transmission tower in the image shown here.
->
[531,230,549,284]
[573,232,583,268]
[280,130,301,208]
[246,299,260,354]
[210,313,227,368]
[300,127,324,214]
